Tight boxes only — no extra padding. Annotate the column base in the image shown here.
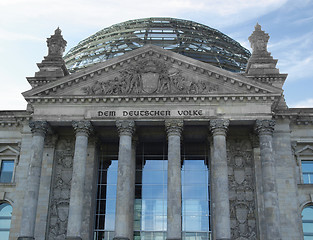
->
[166,238,181,240]
[113,238,129,240]
[65,237,82,240]
[216,238,230,240]
[17,237,35,240]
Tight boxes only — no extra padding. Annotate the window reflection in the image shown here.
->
[0,160,14,183]
[182,159,210,234]
[94,154,118,239]
[302,161,313,184]
[302,205,313,239]
[135,159,168,233]
[0,202,12,240]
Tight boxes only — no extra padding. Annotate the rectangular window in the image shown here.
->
[0,160,14,183]
[302,161,313,184]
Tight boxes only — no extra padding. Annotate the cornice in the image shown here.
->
[25,93,280,105]
[274,110,313,125]
[23,45,282,99]
[0,111,31,128]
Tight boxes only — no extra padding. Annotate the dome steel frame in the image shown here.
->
[64,17,251,73]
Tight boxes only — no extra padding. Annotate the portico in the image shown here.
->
[14,23,291,240]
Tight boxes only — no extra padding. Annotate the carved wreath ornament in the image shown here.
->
[82,59,219,95]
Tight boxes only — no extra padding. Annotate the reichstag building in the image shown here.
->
[0,17,313,240]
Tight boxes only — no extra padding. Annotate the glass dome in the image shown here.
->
[64,17,251,73]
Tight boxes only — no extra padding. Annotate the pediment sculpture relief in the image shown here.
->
[82,59,219,95]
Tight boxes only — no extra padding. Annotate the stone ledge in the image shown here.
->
[65,237,82,240]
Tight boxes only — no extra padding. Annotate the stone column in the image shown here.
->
[165,119,183,240]
[255,120,281,240]
[114,120,135,240]
[18,121,49,240]
[209,119,231,240]
[66,121,93,240]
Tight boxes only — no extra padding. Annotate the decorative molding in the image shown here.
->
[116,120,135,136]
[165,119,183,136]
[26,94,279,105]
[254,119,275,135]
[72,121,93,136]
[209,119,230,135]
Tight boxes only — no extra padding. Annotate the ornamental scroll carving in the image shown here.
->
[47,138,74,240]
[82,59,219,95]
[227,138,257,240]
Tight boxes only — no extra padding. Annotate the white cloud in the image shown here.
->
[0,28,42,41]
[0,0,289,28]
[290,98,313,108]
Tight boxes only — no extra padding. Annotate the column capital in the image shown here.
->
[72,121,93,136]
[209,119,229,136]
[116,120,135,136]
[255,119,275,135]
[29,120,50,136]
[165,119,183,136]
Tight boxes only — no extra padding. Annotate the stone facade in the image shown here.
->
[0,23,312,240]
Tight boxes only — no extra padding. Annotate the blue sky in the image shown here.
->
[0,0,312,109]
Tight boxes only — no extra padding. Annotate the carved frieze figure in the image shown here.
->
[82,58,219,95]
[227,138,257,240]
[47,138,74,240]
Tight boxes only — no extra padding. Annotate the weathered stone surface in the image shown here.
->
[209,119,231,240]
[115,120,136,240]
[255,119,281,240]
[166,120,183,239]
[19,121,49,239]
[66,121,92,239]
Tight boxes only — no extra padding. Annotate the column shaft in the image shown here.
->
[18,121,49,240]
[209,119,231,240]
[255,120,281,240]
[166,120,183,240]
[114,120,135,240]
[66,121,92,240]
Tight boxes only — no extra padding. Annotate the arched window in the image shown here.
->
[0,203,12,239]
[302,205,313,239]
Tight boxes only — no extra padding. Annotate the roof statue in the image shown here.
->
[248,23,270,57]
[47,27,67,57]
[26,27,69,88]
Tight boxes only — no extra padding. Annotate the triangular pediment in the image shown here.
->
[296,146,313,156]
[0,146,19,157]
[23,45,282,101]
